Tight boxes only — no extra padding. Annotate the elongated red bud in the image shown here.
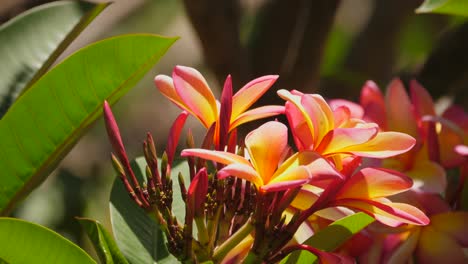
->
[103,101,128,163]
[187,168,208,218]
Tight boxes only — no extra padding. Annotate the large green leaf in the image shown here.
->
[0,34,177,215]
[110,157,189,264]
[0,1,109,117]
[416,0,468,16]
[282,212,374,264]
[0,217,95,263]
[77,217,129,264]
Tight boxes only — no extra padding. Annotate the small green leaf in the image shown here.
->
[0,34,177,215]
[0,217,95,263]
[110,157,190,263]
[0,1,109,116]
[77,217,129,264]
[416,0,468,16]
[283,212,374,264]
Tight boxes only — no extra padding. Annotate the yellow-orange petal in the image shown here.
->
[317,126,378,156]
[173,65,218,128]
[430,212,468,246]
[301,94,335,146]
[181,148,250,166]
[339,131,416,158]
[417,225,467,264]
[231,75,278,119]
[245,121,288,183]
[218,163,263,188]
[229,105,284,130]
[335,168,413,200]
[263,166,310,192]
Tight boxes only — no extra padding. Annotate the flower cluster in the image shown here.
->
[104,66,467,263]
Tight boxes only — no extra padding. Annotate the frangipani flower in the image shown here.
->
[182,121,342,192]
[359,195,468,264]
[277,89,415,160]
[292,167,429,227]
[361,79,467,168]
[155,66,284,147]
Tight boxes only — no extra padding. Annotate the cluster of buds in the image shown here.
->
[104,65,467,263]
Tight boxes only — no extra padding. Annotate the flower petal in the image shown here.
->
[263,166,310,192]
[232,75,278,119]
[336,168,413,200]
[279,89,315,150]
[430,212,468,246]
[317,126,379,156]
[301,94,335,147]
[417,225,467,264]
[360,80,387,130]
[385,79,418,137]
[229,105,284,130]
[181,148,250,166]
[173,65,218,128]
[218,163,263,188]
[245,121,288,183]
[332,199,429,226]
[340,132,416,158]
[328,99,364,119]
[410,80,435,118]
[405,158,446,194]
[154,75,192,113]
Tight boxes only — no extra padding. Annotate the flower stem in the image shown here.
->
[212,217,254,262]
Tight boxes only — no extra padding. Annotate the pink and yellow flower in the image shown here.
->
[155,66,284,147]
[292,164,429,227]
[182,121,342,193]
[277,89,416,163]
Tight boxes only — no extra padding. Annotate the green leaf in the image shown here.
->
[416,0,468,16]
[282,212,374,264]
[0,34,177,215]
[0,217,95,263]
[109,157,189,264]
[77,217,129,264]
[0,1,109,117]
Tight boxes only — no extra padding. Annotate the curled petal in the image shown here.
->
[279,89,315,149]
[301,94,335,147]
[340,132,416,158]
[385,79,418,137]
[232,75,278,119]
[329,99,364,119]
[181,148,250,166]
[154,75,191,113]
[332,199,429,227]
[230,105,285,130]
[173,65,218,128]
[217,75,233,149]
[245,121,288,183]
[336,168,413,200]
[218,163,263,188]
